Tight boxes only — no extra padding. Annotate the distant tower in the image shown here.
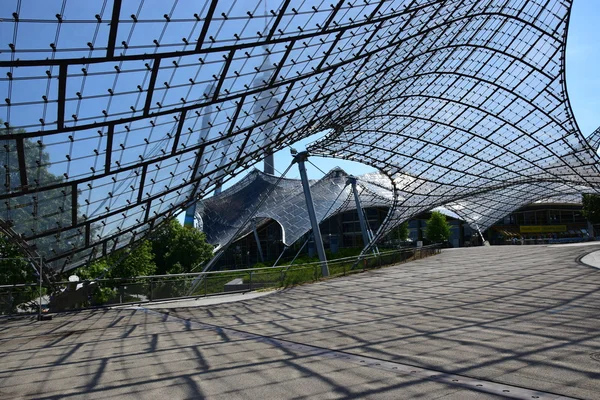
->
[264,151,275,175]
[252,47,279,175]
[184,84,216,228]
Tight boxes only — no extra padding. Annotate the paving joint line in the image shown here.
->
[135,306,579,400]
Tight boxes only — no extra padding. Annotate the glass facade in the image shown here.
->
[488,202,591,245]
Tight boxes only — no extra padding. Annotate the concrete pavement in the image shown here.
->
[1,244,600,399]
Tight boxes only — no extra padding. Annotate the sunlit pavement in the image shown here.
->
[1,244,600,399]
[114,290,279,310]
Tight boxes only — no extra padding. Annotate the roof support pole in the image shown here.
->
[368,228,380,255]
[293,151,329,277]
[475,225,488,246]
[347,175,374,252]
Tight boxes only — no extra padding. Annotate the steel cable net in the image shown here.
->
[307,0,600,244]
[1,0,599,271]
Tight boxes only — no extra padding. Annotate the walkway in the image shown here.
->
[1,245,600,399]
[579,247,600,270]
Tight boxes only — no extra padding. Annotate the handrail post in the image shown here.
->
[38,257,42,321]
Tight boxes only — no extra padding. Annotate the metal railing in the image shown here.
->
[0,245,441,316]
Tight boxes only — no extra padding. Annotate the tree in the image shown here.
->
[0,234,40,313]
[150,218,213,274]
[424,211,451,243]
[76,239,156,280]
[386,221,409,246]
[164,225,213,273]
[106,240,156,278]
[0,234,33,284]
[73,218,213,280]
[63,240,156,308]
[0,120,84,268]
[582,194,600,224]
[149,219,181,274]
[0,119,72,287]
[395,222,409,241]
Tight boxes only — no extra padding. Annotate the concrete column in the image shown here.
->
[293,151,329,277]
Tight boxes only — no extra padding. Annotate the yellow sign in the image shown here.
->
[519,225,567,233]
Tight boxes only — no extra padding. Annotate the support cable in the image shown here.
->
[286,236,310,267]
[271,245,287,268]
[307,158,329,176]
[284,183,349,271]
[350,174,403,269]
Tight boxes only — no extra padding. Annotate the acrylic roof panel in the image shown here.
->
[197,169,307,248]
[1,0,599,271]
[443,183,589,232]
[197,167,469,251]
[308,0,600,244]
[198,168,399,249]
[198,168,353,248]
[533,194,583,205]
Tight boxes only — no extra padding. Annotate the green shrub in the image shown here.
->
[282,267,315,287]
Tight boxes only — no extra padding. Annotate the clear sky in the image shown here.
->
[565,0,600,137]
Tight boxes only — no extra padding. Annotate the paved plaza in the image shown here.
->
[1,245,600,399]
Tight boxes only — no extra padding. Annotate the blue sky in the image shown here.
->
[565,0,600,137]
